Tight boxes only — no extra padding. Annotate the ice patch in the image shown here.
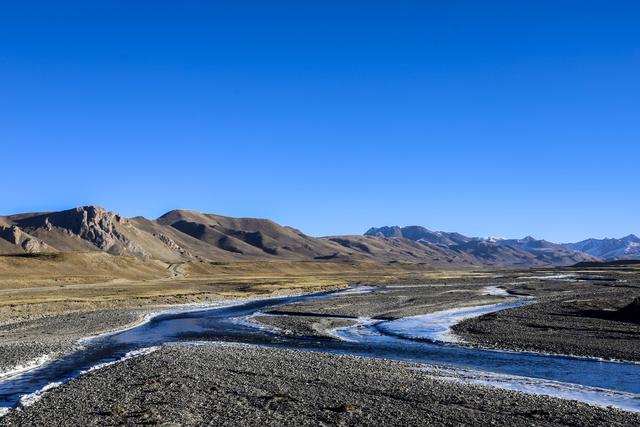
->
[0,354,52,381]
[0,346,162,418]
[385,284,450,289]
[80,346,160,375]
[18,381,62,408]
[336,286,378,295]
[377,301,527,344]
[481,286,511,297]
[517,274,577,281]
[331,317,378,341]
[420,366,640,413]
[232,312,284,335]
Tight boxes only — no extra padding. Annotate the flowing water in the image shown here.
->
[1,286,639,414]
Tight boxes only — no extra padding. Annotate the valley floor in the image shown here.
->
[1,256,640,425]
[250,268,640,362]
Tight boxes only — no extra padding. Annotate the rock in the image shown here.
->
[21,238,50,253]
[0,225,24,245]
[154,233,192,257]
[49,206,149,258]
[0,226,52,253]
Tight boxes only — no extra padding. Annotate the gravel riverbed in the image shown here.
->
[0,309,149,376]
[3,344,639,427]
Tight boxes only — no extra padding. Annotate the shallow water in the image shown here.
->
[1,286,639,413]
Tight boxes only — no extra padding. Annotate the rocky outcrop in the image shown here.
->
[9,206,149,258]
[154,233,193,257]
[0,225,52,253]
[59,206,124,251]
[21,237,50,253]
[0,225,23,245]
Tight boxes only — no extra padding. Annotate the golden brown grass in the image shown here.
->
[0,253,488,323]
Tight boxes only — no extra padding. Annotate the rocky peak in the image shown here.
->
[55,206,123,250]
[364,226,404,238]
[0,225,51,253]
[20,238,51,253]
[0,225,23,245]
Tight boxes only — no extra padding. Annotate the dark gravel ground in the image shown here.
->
[2,268,640,426]
[262,271,640,361]
[0,309,149,374]
[3,344,639,427]
[453,284,640,361]
[264,283,518,320]
[251,315,357,339]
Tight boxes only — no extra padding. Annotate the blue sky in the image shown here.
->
[2,2,638,242]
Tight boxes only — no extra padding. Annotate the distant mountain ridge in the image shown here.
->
[365,226,603,266]
[562,235,640,260]
[0,206,631,268]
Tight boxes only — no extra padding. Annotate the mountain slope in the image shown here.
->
[156,210,348,261]
[563,235,640,260]
[0,206,606,267]
[322,235,480,266]
[365,225,471,246]
[1,206,183,260]
[0,206,350,262]
[492,236,596,265]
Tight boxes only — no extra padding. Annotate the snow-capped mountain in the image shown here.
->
[364,225,472,246]
[563,235,640,260]
[364,226,598,266]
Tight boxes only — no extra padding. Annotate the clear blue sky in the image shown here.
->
[2,2,638,242]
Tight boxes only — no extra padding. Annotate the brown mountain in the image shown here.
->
[0,206,597,267]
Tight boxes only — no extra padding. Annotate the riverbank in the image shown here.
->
[0,308,152,377]
[453,285,640,361]
[0,256,483,376]
[3,344,639,426]
[3,268,639,383]
[0,254,483,326]
[252,270,640,362]
[2,265,640,425]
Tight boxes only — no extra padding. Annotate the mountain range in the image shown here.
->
[0,206,636,268]
[364,226,597,266]
[562,234,640,260]
[365,226,640,264]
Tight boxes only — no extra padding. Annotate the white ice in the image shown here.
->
[481,286,511,297]
[376,301,525,344]
[420,366,640,413]
[0,354,52,381]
